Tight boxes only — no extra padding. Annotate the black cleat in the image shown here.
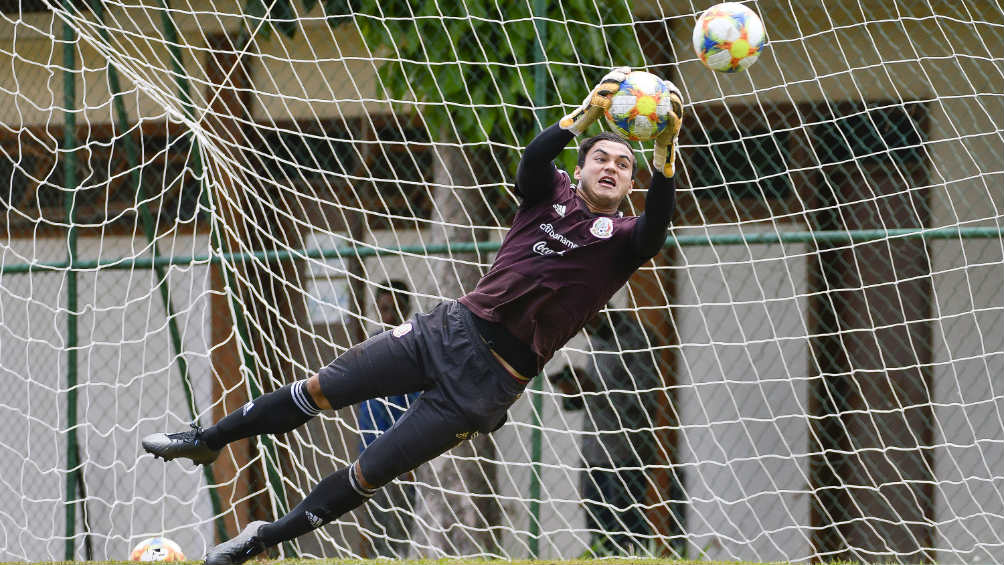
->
[204,520,269,565]
[142,423,221,465]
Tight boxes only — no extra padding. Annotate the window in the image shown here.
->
[0,0,89,13]
[256,119,435,231]
[0,127,203,235]
[302,231,353,326]
[689,128,793,202]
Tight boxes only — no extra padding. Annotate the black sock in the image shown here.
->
[200,380,321,450]
[257,463,376,546]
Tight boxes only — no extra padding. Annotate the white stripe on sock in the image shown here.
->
[348,462,376,498]
[291,380,320,416]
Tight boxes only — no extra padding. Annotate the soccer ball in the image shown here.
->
[129,537,186,562]
[604,71,675,142]
[693,2,766,73]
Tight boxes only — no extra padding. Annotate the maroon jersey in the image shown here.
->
[460,168,650,365]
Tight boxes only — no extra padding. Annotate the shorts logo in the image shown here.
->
[392,322,413,337]
[455,431,479,441]
[589,217,614,239]
[242,401,254,416]
[305,510,323,528]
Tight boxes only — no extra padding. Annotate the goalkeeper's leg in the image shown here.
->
[143,327,430,464]
[140,376,323,464]
[207,393,475,564]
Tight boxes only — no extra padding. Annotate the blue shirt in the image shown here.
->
[356,327,420,453]
[357,392,420,452]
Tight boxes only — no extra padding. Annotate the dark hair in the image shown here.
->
[377,279,411,311]
[577,132,636,175]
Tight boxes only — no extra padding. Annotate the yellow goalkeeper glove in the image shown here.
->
[652,80,684,178]
[559,67,630,136]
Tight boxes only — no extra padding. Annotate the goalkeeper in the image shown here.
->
[142,67,683,565]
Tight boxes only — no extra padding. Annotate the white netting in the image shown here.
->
[0,0,1001,562]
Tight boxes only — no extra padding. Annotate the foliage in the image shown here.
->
[242,0,643,146]
[350,0,643,145]
[244,0,353,39]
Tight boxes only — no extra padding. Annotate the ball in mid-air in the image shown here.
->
[693,2,766,73]
[604,71,674,142]
[129,537,186,562]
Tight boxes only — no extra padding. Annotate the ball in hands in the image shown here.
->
[604,71,675,142]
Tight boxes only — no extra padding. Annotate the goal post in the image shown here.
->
[0,0,1001,562]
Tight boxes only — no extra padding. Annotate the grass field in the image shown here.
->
[17,561,742,565]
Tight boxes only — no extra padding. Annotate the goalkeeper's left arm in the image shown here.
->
[631,79,684,260]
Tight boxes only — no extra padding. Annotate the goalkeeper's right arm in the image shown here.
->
[514,124,574,203]
[514,68,629,203]
[559,67,628,135]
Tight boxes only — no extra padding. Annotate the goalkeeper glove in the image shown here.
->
[652,80,684,178]
[559,67,630,136]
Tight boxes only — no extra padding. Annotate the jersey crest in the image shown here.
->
[589,217,614,239]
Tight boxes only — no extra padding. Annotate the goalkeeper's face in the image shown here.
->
[573,140,635,214]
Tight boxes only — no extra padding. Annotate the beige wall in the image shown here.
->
[251,20,387,123]
[0,234,218,561]
[1,4,211,127]
[0,1,382,130]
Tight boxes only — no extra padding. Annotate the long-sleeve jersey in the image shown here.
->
[459,124,676,372]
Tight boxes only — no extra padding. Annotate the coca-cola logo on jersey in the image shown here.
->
[532,241,558,256]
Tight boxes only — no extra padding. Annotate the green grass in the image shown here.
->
[1,560,795,565]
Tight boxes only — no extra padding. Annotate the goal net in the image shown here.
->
[1,1,1001,562]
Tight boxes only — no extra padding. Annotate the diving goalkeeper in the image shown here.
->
[142,67,683,565]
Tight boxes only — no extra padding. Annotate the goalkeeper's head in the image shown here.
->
[573,132,636,215]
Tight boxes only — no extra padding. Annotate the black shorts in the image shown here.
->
[316,300,527,487]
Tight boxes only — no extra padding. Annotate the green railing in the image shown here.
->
[61,6,81,560]
[13,226,999,277]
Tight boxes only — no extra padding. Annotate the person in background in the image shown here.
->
[356,280,419,558]
[551,309,684,555]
